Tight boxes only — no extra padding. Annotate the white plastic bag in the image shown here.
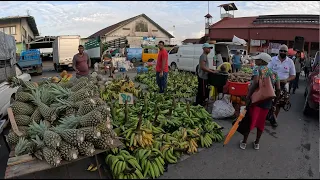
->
[94,62,99,72]
[212,96,235,119]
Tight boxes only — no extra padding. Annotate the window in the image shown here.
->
[144,48,149,53]
[4,27,10,34]
[152,30,158,32]
[135,21,148,32]
[123,28,130,30]
[10,26,16,35]
[169,47,179,54]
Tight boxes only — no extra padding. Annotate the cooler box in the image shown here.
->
[228,81,250,96]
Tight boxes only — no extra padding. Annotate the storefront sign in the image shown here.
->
[250,39,261,47]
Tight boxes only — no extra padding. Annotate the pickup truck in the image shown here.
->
[18,49,42,75]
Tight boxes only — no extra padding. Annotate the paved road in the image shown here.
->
[0,62,318,179]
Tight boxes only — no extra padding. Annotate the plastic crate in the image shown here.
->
[228,81,250,96]
[119,67,126,72]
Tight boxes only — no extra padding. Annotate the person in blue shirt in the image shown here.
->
[232,51,242,72]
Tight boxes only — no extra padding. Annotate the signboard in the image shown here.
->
[119,93,134,104]
[250,39,261,47]
[269,43,281,54]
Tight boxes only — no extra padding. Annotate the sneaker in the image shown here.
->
[240,140,246,150]
[253,142,260,150]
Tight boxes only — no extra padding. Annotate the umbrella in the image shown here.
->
[223,109,247,146]
[288,48,305,59]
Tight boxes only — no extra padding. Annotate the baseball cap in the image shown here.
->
[251,52,272,63]
[279,44,289,52]
[202,43,213,49]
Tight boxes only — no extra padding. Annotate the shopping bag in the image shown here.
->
[212,96,235,119]
[251,69,276,104]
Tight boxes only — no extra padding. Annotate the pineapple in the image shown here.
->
[94,105,111,120]
[57,111,103,129]
[77,98,97,116]
[51,127,85,146]
[52,98,77,117]
[96,120,113,135]
[92,133,114,150]
[15,115,32,126]
[19,79,38,91]
[15,91,33,102]
[70,81,88,92]
[50,83,72,99]
[77,141,95,156]
[79,127,101,142]
[5,126,29,147]
[31,89,57,122]
[30,108,42,123]
[28,121,61,149]
[57,140,79,161]
[14,137,34,156]
[93,98,107,106]
[67,88,94,102]
[58,81,74,89]
[11,101,35,116]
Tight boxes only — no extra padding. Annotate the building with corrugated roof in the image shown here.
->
[88,14,174,47]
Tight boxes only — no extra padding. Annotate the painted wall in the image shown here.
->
[16,42,26,54]
[0,19,21,42]
[21,18,35,43]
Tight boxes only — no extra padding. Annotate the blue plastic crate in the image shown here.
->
[119,67,126,72]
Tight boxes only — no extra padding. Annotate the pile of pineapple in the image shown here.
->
[6,75,122,167]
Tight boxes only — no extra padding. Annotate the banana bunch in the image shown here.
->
[143,121,165,135]
[160,145,178,164]
[186,138,198,154]
[157,133,178,143]
[106,150,144,179]
[134,148,165,179]
[200,133,213,148]
[124,127,154,148]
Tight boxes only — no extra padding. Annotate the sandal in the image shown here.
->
[240,140,246,150]
[253,142,260,150]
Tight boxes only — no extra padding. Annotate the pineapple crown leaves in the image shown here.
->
[49,83,71,98]
[31,135,45,149]
[28,121,48,139]
[14,137,31,156]
[57,115,79,129]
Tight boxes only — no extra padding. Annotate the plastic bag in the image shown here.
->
[212,96,235,119]
[94,63,99,72]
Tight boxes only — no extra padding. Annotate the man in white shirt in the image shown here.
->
[267,44,296,126]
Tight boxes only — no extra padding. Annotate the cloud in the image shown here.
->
[0,1,318,44]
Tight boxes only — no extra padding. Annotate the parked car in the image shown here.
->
[126,48,142,62]
[168,42,232,73]
[303,62,319,116]
[142,47,158,63]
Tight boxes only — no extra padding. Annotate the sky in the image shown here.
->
[0,1,319,44]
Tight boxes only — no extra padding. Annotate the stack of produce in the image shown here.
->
[135,70,198,98]
[228,71,252,83]
[104,92,224,179]
[6,75,123,167]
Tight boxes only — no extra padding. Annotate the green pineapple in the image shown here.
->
[31,89,57,122]
[94,105,111,120]
[77,141,95,156]
[70,81,88,92]
[32,136,62,167]
[58,81,74,89]
[14,137,34,156]
[15,91,33,102]
[79,127,101,142]
[57,111,103,129]
[57,140,79,161]
[6,126,29,147]
[30,108,42,123]
[11,101,35,116]
[77,98,97,116]
[28,121,61,149]
[51,127,85,146]
[19,79,38,91]
[92,133,114,150]
[49,84,72,99]
[67,88,94,102]
[15,115,32,126]
[93,98,107,106]
[52,98,77,117]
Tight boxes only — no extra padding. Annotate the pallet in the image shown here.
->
[5,138,124,179]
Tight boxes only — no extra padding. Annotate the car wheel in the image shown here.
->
[303,95,312,116]
[171,62,177,71]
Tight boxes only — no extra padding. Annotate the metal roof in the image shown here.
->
[182,38,200,44]
[0,16,39,36]
[88,14,174,39]
[211,15,320,29]
[217,3,238,11]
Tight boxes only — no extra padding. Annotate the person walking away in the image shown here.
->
[194,43,219,106]
[289,51,302,94]
[267,44,296,127]
[215,51,223,68]
[156,41,169,93]
[73,45,91,78]
[240,53,280,150]
[232,51,242,72]
[304,54,312,79]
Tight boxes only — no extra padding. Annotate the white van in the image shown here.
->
[168,43,232,73]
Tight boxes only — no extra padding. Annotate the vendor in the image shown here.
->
[102,51,114,77]
[217,62,232,73]
[194,43,219,106]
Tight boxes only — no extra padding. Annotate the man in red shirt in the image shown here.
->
[155,41,169,93]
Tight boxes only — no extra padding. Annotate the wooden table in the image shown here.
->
[5,139,124,179]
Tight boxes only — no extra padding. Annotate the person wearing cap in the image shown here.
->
[240,53,280,150]
[194,43,219,106]
[267,44,296,126]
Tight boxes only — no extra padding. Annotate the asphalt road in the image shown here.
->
[0,61,318,179]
